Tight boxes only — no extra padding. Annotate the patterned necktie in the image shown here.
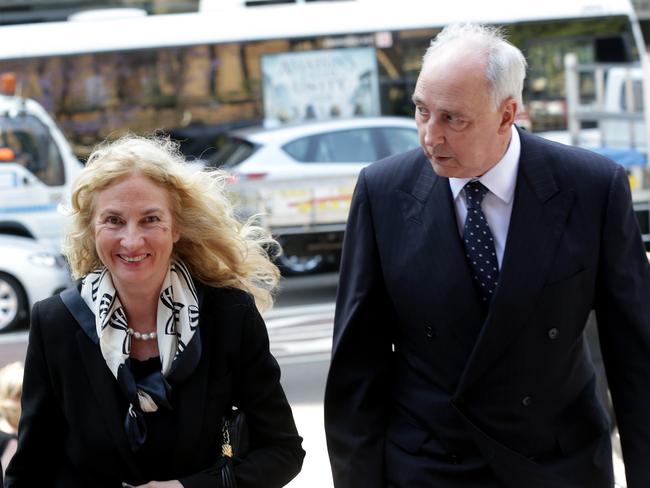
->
[463,180,499,305]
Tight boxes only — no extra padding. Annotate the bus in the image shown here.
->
[0,0,644,158]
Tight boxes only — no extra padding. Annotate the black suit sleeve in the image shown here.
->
[179,295,305,488]
[5,301,66,487]
[324,169,396,488]
[594,164,650,487]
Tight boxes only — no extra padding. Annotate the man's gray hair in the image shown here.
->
[422,23,527,110]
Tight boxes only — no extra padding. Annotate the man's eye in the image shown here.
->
[417,106,429,115]
[446,115,468,129]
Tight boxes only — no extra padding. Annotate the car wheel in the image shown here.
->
[276,253,325,276]
[0,272,28,332]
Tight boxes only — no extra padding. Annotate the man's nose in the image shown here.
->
[423,117,444,147]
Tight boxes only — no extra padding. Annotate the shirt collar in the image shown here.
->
[449,125,521,204]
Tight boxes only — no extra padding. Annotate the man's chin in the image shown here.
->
[430,158,459,177]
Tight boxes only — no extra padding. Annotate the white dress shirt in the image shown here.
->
[448,126,521,267]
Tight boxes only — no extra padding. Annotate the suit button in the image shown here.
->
[447,453,462,465]
[548,328,559,339]
[521,396,533,407]
[425,325,437,341]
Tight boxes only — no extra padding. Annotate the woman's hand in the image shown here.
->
[125,481,183,488]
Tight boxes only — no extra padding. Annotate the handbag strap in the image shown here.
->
[222,417,233,457]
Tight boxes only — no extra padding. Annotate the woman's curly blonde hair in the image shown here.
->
[62,134,280,311]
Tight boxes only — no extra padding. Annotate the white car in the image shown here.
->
[206,116,419,181]
[0,235,72,332]
[205,117,420,275]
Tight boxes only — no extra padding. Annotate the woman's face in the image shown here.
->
[93,172,179,297]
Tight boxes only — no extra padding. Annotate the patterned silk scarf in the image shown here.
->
[80,259,200,451]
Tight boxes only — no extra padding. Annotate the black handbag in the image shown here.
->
[219,408,249,488]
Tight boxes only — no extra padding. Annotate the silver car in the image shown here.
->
[206,117,420,275]
[0,235,72,332]
[207,116,419,182]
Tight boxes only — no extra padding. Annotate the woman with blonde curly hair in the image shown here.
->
[6,135,304,487]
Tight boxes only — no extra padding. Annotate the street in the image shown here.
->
[0,271,627,487]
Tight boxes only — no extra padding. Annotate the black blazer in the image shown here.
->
[325,127,650,487]
[6,281,304,487]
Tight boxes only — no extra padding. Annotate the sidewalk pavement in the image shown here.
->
[286,403,333,488]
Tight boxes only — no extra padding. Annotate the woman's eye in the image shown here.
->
[106,216,121,225]
[144,215,161,223]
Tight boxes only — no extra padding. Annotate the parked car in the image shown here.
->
[0,235,72,332]
[205,117,420,275]
[207,116,420,181]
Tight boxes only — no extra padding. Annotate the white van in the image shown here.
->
[599,66,645,151]
[537,55,650,249]
[0,74,82,251]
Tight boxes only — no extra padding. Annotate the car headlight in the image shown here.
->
[28,252,67,268]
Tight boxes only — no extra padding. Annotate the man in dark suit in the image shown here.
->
[324,23,650,487]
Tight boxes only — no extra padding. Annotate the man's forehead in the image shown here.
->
[416,56,488,96]
[428,37,485,63]
[420,40,486,86]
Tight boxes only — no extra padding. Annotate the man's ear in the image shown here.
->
[498,97,517,134]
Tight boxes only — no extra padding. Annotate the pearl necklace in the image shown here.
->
[126,328,158,341]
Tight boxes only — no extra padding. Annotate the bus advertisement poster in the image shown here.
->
[261,47,380,128]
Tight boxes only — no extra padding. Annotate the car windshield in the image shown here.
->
[0,113,65,186]
[208,137,258,169]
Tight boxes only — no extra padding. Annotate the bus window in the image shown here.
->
[0,114,65,186]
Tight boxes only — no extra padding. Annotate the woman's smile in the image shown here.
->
[118,253,149,263]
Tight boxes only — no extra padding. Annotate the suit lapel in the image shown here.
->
[60,286,142,475]
[456,131,575,394]
[398,157,485,341]
[75,325,144,476]
[171,283,209,471]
